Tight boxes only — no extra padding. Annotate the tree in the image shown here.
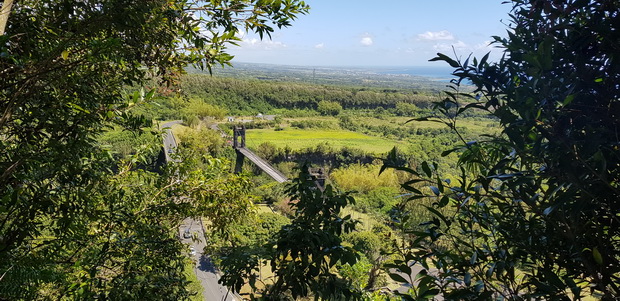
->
[383,0,620,299]
[394,102,419,117]
[220,166,360,300]
[181,99,227,121]
[0,0,308,299]
[343,228,393,291]
[317,100,343,116]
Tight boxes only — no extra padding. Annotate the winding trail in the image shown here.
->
[161,121,237,301]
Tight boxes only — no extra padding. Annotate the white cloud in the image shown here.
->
[234,30,287,50]
[359,33,374,46]
[240,38,286,50]
[314,43,325,49]
[418,30,455,41]
[433,40,467,52]
[237,30,247,39]
[360,36,373,46]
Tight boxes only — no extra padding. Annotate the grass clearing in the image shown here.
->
[245,128,405,154]
[184,259,205,301]
[356,116,499,132]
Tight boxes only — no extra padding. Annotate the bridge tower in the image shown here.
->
[233,125,246,149]
[230,124,287,183]
[233,125,246,173]
[309,167,327,191]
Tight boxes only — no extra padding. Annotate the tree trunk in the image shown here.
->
[0,0,14,35]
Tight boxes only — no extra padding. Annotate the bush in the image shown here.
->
[177,127,227,157]
[386,1,620,299]
[394,102,419,117]
[98,127,159,161]
[355,187,400,214]
[255,142,279,161]
[317,100,342,116]
[181,99,227,120]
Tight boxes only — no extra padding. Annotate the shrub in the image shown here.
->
[355,186,400,214]
[317,100,342,116]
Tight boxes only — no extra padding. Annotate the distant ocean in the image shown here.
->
[374,66,455,80]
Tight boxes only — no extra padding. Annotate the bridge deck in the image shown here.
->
[237,147,288,183]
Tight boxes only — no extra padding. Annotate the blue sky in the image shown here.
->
[229,1,513,67]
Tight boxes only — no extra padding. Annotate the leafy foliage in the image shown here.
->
[384,0,620,299]
[220,166,361,300]
[317,100,343,116]
[342,228,394,292]
[0,0,307,298]
[177,126,228,157]
[208,212,290,252]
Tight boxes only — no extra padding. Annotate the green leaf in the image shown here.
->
[421,161,432,177]
[398,264,412,276]
[145,88,156,101]
[402,185,423,195]
[592,247,603,265]
[470,251,477,265]
[441,147,461,157]
[479,52,490,68]
[425,205,448,226]
[562,94,574,106]
[388,272,409,283]
[563,276,581,297]
[438,195,449,208]
[429,53,460,68]
[419,288,440,299]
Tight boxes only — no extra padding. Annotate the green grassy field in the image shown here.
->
[285,115,497,131]
[354,116,498,132]
[245,128,406,154]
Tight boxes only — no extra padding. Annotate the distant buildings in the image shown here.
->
[226,114,276,122]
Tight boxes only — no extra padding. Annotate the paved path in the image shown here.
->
[162,120,183,162]
[161,121,238,301]
[179,219,236,301]
[209,123,230,139]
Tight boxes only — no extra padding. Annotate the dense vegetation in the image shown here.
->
[134,74,437,118]
[0,0,308,299]
[202,1,620,300]
[382,0,620,299]
[3,0,617,300]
